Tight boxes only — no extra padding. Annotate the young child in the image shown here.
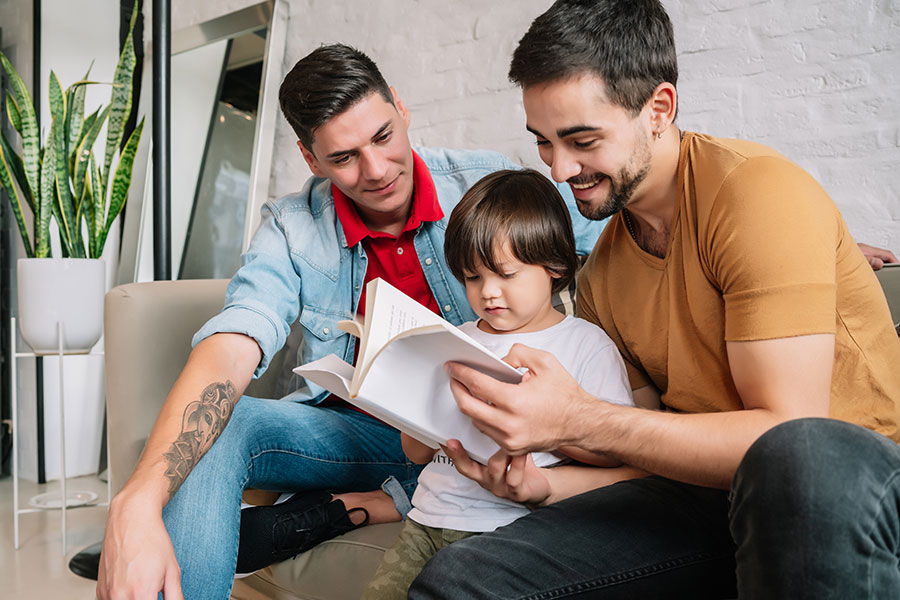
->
[362,169,635,599]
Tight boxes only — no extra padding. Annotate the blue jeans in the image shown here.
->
[161,397,422,600]
[409,419,900,599]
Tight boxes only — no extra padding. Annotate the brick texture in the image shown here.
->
[175,0,900,252]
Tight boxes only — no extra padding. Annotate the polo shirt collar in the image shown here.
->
[332,150,443,248]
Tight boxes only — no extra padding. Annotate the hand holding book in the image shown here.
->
[294,278,522,464]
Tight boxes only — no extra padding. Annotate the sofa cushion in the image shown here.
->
[232,523,404,600]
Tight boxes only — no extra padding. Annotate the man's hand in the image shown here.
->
[97,494,183,599]
[446,344,593,455]
[858,242,898,270]
[442,440,552,506]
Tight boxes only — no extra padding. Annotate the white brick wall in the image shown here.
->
[175,0,900,252]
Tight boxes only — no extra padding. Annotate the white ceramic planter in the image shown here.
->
[16,258,106,355]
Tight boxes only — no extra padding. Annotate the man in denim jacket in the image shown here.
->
[97,44,603,600]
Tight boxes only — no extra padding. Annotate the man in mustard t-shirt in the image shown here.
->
[408,1,900,598]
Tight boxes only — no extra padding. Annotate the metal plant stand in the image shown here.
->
[10,317,110,554]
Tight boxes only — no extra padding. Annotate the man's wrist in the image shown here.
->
[567,389,617,453]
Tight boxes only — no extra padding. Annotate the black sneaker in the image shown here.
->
[236,490,369,574]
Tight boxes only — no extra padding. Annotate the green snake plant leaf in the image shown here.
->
[48,70,67,133]
[73,105,109,204]
[80,153,96,258]
[102,3,138,191]
[48,71,82,256]
[65,62,94,165]
[6,93,21,133]
[0,128,34,213]
[37,132,55,258]
[0,52,40,200]
[77,108,100,154]
[0,133,33,257]
[88,154,103,257]
[97,117,143,256]
[89,155,105,258]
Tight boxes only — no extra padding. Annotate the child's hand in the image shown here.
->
[442,440,551,506]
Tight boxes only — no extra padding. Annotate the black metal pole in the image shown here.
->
[152,0,171,280]
[33,0,45,485]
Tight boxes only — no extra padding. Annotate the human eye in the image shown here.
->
[534,138,550,147]
[463,272,480,282]
[332,154,352,165]
[573,138,598,149]
[500,271,517,279]
[375,129,393,144]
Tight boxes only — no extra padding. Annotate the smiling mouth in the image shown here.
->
[367,175,399,194]
[569,175,607,191]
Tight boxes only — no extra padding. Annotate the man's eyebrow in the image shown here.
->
[525,124,603,139]
[557,125,602,138]
[324,120,392,160]
[370,121,391,141]
[526,124,545,138]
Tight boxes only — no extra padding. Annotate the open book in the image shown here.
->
[293,278,523,464]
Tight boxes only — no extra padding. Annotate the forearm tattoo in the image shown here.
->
[163,380,236,497]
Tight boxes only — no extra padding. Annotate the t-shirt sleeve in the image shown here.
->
[705,156,839,341]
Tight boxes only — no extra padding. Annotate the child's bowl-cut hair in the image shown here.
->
[445,169,577,295]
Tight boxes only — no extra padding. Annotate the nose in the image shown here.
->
[480,276,501,300]
[548,146,581,184]
[359,147,388,182]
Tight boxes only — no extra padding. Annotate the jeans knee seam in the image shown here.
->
[247,447,409,467]
[517,552,732,600]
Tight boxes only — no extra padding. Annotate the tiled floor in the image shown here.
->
[1,473,108,599]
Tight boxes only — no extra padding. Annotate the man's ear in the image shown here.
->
[298,140,323,177]
[390,86,411,128]
[647,82,677,137]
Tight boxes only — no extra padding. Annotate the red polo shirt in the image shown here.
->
[332,150,443,322]
[330,151,444,414]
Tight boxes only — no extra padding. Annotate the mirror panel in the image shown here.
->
[117,0,286,284]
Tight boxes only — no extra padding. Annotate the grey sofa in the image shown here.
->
[104,279,404,600]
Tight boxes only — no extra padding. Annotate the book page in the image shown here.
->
[293,354,355,401]
[356,279,449,377]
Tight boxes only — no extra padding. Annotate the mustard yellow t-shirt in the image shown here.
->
[578,132,900,440]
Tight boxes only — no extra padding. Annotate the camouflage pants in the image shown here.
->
[363,518,480,600]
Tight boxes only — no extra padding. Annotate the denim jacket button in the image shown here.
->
[424,258,433,266]
[443,304,451,312]
[323,328,330,335]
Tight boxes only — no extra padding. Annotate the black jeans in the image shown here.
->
[408,419,900,599]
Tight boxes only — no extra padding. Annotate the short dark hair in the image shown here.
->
[445,169,577,295]
[509,0,678,115]
[279,44,394,151]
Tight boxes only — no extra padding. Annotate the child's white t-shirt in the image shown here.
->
[407,315,635,533]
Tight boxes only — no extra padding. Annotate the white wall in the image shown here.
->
[177,0,900,253]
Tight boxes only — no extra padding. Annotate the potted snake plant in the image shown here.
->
[0,4,143,354]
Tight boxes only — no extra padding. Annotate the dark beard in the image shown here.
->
[576,164,648,221]
[575,132,652,221]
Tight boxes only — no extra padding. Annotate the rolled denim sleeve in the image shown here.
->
[192,201,301,378]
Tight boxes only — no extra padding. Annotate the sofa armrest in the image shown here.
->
[876,265,900,329]
[104,279,229,496]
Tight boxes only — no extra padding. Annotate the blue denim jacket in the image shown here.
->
[193,146,606,403]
